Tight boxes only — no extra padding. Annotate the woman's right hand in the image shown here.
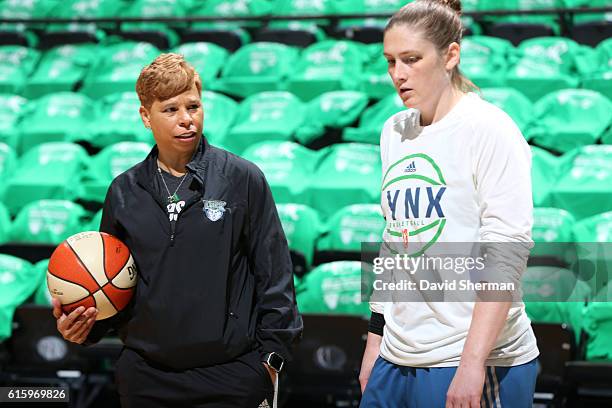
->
[359,332,383,393]
[52,297,98,344]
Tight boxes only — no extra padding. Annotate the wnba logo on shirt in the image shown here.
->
[382,153,446,254]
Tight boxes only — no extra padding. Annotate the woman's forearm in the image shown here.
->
[461,301,512,367]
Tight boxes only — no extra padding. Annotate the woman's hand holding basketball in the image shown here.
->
[52,297,98,344]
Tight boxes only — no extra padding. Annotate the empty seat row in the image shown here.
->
[1,36,611,104]
[0,142,151,214]
[1,87,611,160]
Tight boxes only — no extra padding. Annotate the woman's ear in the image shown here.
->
[445,42,461,71]
[139,105,151,129]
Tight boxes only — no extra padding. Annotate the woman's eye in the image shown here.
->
[404,56,419,64]
[386,59,395,66]
[189,105,200,110]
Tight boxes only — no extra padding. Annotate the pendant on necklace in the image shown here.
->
[168,193,180,204]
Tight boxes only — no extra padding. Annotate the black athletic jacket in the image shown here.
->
[85,137,303,371]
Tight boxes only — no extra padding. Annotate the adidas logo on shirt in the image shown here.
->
[258,400,270,408]
[404,161,416,173]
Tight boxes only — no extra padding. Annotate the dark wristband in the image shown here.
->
[368,311,385,336]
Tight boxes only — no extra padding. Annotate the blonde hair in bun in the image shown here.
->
[385,0,477,92]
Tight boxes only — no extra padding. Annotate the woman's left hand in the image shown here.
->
[446,363,486,408]
[263,363,277,385]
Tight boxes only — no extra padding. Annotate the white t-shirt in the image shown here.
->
[372,92,540,367]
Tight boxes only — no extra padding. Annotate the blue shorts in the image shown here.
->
[360,356,538,408]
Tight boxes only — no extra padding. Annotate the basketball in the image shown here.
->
[47,231,137,320]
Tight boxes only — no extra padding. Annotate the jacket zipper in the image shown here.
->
[169,195,202,247]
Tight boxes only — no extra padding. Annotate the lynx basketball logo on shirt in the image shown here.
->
[381,153,447,253]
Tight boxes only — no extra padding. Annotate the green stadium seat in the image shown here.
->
[0,202,11,244]
[241,141,318,203]
[531,146,559,207]
[2,142,89,215]
[32,258,52,306]
[479,0,562,45]
[295,90,369,146]
[531,207,575,263]
[23,44,97,99]
[572,211,612,301]
[304,143,381,219]
[87,209,103,232]
[573,211,612,243]
[358,43,394,99]
[272,0,336,20]
[255,21,326,48]
[41,22,106,49]
[0,46,40,95]
[581,38,612,101]
[42,0,120,48]
[182,22,251,53]
[334,0,404,43]
[523,266,590,344]
[343,93,405,144]
[506,37,582,102]
[192,0,273,18]
[582,285,612,361]
[461,0,483,36]
[480,87,534,134]
[202,91,239,146]
[276,203,321,274]
[47,0,125,21]
[80,41,161,99]
[296,261,370,316]
[551,145,612,220]
[0,143,18,200]
[0,0,57,45]
[212,42,299,99]
[566,0,612,47]
[81,142,151,203]
[287,40,368,101]
[9,199,87,244]
[118,0,191,49]
[317,204,384,253]
[86,92,153,149]
[225,91,305,153]
[0,94,26,151]
[527,89,612,153]
[172,42,229,87]
[17,92,96,154]
[461,36,515,88]
[0,254,37,341]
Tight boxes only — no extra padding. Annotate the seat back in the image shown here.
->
[297,261,371,316]
[276,203,321,276]
[9,199,87,245]
[0,94,27,151]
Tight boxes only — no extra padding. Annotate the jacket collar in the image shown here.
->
[136,136,211,190]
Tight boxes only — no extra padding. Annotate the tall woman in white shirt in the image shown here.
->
[359,1,539,407]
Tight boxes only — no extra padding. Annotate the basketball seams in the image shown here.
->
[47,269,92,294]
[100,283,121,311]
[63,295,96,311]
[66,240,104,291]
[100,232,131,282]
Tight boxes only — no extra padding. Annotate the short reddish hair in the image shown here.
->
[136,53,202,109]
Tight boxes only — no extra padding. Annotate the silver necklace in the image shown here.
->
[157,166,188,204]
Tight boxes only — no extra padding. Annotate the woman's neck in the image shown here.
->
[420,87,466,127]
[157,151,192,176]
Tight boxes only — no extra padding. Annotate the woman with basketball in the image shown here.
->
[52,53,302,407]
[359,1,539,407]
